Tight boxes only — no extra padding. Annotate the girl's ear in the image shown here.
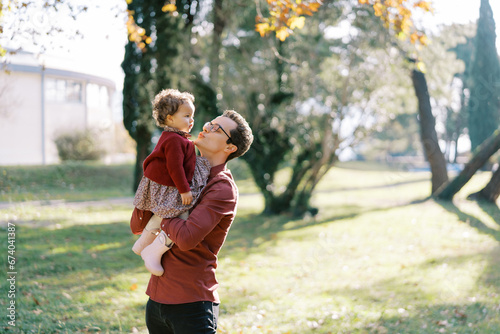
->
[166,114,173,125]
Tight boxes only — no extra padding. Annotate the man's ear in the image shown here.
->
[225,144,237,154]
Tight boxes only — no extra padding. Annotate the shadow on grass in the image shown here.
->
[224,198,429,260]
[435,199,500,242]
[327,176,430,193]
[477,201,500,225]
[223,204,365,259]
[311,250,500,334]
[18,221,144,278]
[365,249,500,334]
[365,302,499,334]
[0,220,148,333]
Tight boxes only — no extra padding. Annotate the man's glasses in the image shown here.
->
[204,122,232,143]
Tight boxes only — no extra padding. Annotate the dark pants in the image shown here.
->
[145,298,219,334]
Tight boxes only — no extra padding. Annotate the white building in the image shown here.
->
[0,51,118,165]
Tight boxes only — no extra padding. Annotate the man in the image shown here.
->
[130,110,253,333]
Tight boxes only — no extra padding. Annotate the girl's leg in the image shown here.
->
[141,211,186,276]
[141,230,174,276]
[132,215,163,255]
[130,208,153,235]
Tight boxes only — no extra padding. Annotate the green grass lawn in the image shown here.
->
[0,163,135,202]
[1,162,499,333]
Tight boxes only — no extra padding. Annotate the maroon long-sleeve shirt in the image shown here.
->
[144,163,238,304]
[143,131,196,194]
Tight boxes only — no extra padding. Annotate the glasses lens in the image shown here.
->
[206,122,220,133]
[205,122,231,141]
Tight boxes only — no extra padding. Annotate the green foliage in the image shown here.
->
[366,22,477,163]
[214,1,407,215]
[120,0,489,214]
[365,113,420,158]
[189,75,220,128]
[54,130,104,162]
[121,0,196,190]
[226,157,252,181]
[468,0,500,150]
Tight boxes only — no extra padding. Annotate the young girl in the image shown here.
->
[131,88,210,276]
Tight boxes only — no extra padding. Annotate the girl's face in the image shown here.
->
[167,101,195,133]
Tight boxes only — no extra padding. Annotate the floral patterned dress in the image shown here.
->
[133,127,211,218]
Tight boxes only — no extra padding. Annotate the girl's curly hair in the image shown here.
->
[152,89,195,127]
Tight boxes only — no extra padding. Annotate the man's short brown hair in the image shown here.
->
[152,89,194,128]
[222,110,254,161]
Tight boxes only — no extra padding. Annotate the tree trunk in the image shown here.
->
[468,163,500,203]
[434,129,500,200]
[133,130,151,191]
[210,0,225,89]
[411,69,449,193]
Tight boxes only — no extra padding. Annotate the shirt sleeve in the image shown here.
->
[164,136,191,194]
[161,180,236,251]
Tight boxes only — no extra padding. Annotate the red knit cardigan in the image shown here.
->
[142,131,196,194]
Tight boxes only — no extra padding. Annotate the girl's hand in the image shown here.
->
[180,191,193,205]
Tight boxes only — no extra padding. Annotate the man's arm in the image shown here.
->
[161,180,236,251]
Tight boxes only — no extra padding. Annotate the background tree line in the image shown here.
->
[3,0,496,213]
[120,0,500,215]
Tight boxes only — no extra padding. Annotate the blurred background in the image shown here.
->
[2,0,499,213]
[1,1,500,333]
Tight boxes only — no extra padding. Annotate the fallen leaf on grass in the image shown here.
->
[454,309,467,319]
[436,320,449,326]
[83,326,101,333]
[130,283,138,291]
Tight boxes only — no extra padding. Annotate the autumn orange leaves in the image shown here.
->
[255,0,432,46]
[358,0,432,46]
[255,0,322,41]
[125,0,177,52]
[124,0,433,52]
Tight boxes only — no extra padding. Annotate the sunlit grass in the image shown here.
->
[0,162,134,202]
[0,162,499,333]
[217,194,500,333]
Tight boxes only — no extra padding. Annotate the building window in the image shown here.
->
[46,78,82,103]
[86,83,109,108]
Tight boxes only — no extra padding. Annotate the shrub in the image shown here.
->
[54,130,104,161]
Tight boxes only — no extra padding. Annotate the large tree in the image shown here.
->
[405,23,476,191]
[467,0,500,151]
[251,0,454,201]
[121,0,442,214]
[424,1,500,202]
[421,24,475,164]
[216,1,416,215]
[411,68,449,193]
[122,0,195,190]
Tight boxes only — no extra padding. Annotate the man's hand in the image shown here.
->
[180,191,193,205]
